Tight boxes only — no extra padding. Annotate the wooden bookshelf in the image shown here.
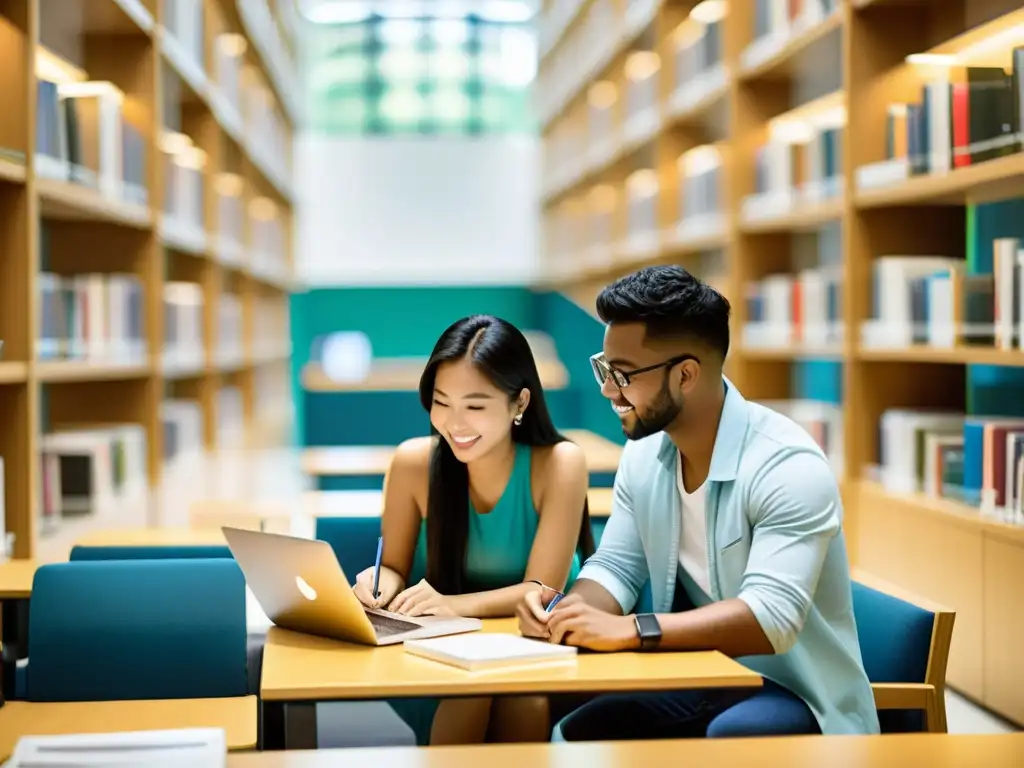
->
[0,0,296,561]
[538,0,1024,725]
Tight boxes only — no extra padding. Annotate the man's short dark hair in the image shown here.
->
[595,265,731,359]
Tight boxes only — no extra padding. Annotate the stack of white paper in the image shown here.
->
[404,633,578,672]
[4,727,225,767]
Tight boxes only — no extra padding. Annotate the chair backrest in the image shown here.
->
[851,575,954,732]
[28,559,249,702]
[70,544,234,560]
[314,517,383,585]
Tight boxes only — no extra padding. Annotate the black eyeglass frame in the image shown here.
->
[590,352,700,389]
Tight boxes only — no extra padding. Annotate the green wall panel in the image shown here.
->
[290,286,625,449]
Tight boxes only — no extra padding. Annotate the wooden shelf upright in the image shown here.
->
[0,0,297,562]
[537,0,1024,726]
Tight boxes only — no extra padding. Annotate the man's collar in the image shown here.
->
[656,376,748,482]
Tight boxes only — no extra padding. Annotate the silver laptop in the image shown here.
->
[222,526,482,645]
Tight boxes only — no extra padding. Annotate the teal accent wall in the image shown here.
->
[289,286,538,445]
[291,286,537,360]
[533,290,625,444]
[289,286,631,446]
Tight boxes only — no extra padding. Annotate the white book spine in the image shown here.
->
[994,238,1018,350]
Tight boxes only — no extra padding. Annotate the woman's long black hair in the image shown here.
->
[419,314,596,596]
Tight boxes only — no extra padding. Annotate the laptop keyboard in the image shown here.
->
[366,611,422,638]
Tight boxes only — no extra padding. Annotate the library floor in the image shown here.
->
[91,443,1019,737]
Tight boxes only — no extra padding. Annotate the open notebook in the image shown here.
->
[4,727,225,767]
[403,633,578,672]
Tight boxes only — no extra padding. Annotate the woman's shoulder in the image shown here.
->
[392,436,435,473]
[529,440,588,484]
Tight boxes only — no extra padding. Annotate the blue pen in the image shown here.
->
[372,536,383,600]
[546,591,564,613]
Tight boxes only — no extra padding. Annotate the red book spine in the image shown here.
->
[791,278,803,343]
[952,82,971,169]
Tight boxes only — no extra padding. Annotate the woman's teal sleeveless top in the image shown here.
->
[391,442,583,745]
[409,441,582,590]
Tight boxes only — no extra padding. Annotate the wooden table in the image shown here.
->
[0,560,40,601]
[300,430,623,478]
[228,733,1024,767]
[0,696,257,760]
[259,618,760,750]
[73,527,232,547]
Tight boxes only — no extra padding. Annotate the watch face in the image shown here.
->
[636,613,661,637]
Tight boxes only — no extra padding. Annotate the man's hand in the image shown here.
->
[547,595,639,652]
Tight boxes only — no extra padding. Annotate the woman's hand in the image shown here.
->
[389,579,457,617]
[353,565,404,609]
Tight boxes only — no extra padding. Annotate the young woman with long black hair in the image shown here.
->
[353,314,595,745]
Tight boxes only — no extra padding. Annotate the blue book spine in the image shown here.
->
[962,421,986,503]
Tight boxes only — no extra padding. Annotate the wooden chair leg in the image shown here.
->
[925,688,948,733]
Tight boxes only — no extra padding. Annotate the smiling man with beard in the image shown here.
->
[515,265,879,742]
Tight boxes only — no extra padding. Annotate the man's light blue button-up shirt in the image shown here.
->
[577,379,880,735]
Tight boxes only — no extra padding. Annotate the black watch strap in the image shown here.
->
[634,613,662,650]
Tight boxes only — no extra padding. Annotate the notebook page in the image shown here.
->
[6,727,226,767]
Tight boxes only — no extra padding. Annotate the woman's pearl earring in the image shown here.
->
[513,413,523,425]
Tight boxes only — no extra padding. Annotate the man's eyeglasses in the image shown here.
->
[590,352,699,389]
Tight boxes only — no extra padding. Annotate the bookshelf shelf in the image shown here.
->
[539,0,1024,724]
[35,361,151,383]
[0,0,295,561]
[743,344,845,361]
[737,10,843,82]
[855,153,1024,208]
[739,196,844,233]
[857,346,1024,366]
[858,479,1024,558]
[0,363,28,384]
[0,157,25,183]
[37,179,152,227]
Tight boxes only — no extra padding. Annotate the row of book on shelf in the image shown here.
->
[547,99,848,253]
[862,239,1022,350]
[39,394,245,533]
[37,273,291,367]
[546,144,727,259]
[743,265,843,348]
[37,50,290,220]
[36,75,147,206]
[745,0,840,70]
[857,49,1024,191]
[878,408,1024,525]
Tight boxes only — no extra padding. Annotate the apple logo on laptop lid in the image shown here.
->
[295,576,318,601]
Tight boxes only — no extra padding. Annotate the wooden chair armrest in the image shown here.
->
[872,682,935,710]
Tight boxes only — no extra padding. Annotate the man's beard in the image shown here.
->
[622,377,682,440]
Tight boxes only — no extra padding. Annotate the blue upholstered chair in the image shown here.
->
[69,544,233,560]
[26,559,249,702]
[851,572,955,733]
[314,517,383,584]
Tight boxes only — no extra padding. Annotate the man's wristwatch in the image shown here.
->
[633,613,662,650]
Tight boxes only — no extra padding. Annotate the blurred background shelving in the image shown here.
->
[0,0,296,561]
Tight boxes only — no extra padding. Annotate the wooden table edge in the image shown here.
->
[259,670,763,702]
